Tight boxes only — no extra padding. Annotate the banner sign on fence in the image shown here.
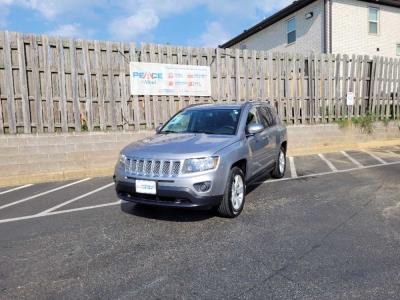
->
[130,62,211,96]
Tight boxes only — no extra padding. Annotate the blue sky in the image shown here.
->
[0,0,292,47]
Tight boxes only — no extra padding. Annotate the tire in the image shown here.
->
[217,167,246,218]
[271,146,286,179]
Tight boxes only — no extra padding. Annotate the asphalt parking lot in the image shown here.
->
[1,145,400,299]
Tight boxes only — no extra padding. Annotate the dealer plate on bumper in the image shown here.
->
[135,180,157,195]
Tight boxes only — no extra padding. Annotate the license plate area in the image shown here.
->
[135,180,157,195]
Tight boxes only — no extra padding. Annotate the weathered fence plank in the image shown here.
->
[106,41,117,130]
[69,38,81,131]
[4,32,17,133]
[43,35,54,132]
[30,35,43,133]
[82,39,93,131]
[94,40,105,131]
[57,38,68,132]
[17,33,30,133]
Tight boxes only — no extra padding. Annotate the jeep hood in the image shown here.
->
[122,133,238,159]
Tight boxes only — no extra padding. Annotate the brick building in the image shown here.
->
[221,0,400,58]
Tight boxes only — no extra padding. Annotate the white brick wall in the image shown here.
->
[331,0,400,57]
[232,0,324,54]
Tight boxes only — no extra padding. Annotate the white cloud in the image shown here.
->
[23,0,58,19]
[1,0,295,44]
[48,23,94,39]
[108,9,159,41]
[1,0,104,19]
[117,0,202,17]
[197,21,230,48]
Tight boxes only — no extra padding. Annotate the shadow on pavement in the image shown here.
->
[119,171,281,222]
[120,201,215,222]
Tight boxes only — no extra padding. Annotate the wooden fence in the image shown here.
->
[0,31,399,134]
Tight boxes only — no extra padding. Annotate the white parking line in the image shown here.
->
[1,160,400,225]
[289,157,297,178]
[0,184,33,196]
[341,151,363,168]
[38,182,114,215]
[0,200,121,224]
[362,150,387,164]
[257,160,400,185]
[0,178,91,211]
[318,153,338,172]
[386,150,400,157]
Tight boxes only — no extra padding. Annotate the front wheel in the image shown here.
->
[271,146,286,179]
[217,167,246,218]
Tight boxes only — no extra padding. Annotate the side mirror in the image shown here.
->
[246,123,264,135]
[155,124,163,133]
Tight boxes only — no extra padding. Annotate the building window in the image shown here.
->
[368,7,379,34]
[240,44,247,50]
[287,17,296,44]
[397,44,400,56]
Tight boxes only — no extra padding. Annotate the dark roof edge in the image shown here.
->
[220,0,400,48]
[220,0,317,48]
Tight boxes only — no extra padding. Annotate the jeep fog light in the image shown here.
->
[194,181,212,192]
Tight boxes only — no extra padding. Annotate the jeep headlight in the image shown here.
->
[182,157,219,173]
[119,153,128,167]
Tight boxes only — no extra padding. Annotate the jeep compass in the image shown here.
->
[114,101,287,218]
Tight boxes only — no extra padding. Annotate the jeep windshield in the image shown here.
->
[160,108,241,135]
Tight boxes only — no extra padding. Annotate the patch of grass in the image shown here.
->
[80,113,89,132]
[336,118,351,129]
[352,114,376,134]
[81,122,88,132]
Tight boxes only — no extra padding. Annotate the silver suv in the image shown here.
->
[114,101,287,218]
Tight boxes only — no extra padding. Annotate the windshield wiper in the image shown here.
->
[160,130,180,134]
[189,130,217,135]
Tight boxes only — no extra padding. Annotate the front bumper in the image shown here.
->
[115,179,223,208]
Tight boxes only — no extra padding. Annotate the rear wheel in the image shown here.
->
[217,167,246,218]
[271,146,286,179]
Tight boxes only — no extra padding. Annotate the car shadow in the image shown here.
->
[120,201,216,222]
[119,172,276,222]
[246,172,272,195]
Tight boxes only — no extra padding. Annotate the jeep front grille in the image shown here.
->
[125,158,181,177]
